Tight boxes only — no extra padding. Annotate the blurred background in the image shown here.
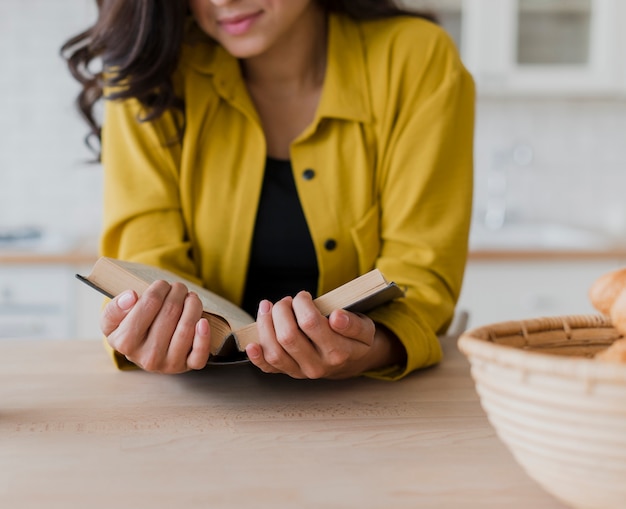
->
[2,0,626,339]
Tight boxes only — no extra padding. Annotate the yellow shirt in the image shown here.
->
[100,13,475,380]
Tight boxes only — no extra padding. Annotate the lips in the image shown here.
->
[218,11,262,36]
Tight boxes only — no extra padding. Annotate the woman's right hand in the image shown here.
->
[100,280,212,373]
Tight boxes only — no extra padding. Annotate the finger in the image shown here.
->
[271,296,325,378]
[290,291,326,341]
[245,343,280,374]
[289,292,354,371]
[253,299,304,377]
[186,317,212,370]
[274,294,320,357]
[248,300,280,373]
[139,281,190,371]
[168,291,211,371]
[100,290,137,336]
[108,280,172,357]
[166,291,204,366]
[328,309,376,346]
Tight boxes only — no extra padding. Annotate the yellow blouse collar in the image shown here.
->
[182,13,373,125]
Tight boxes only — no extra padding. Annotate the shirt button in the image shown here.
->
[324,239,337,251]
[302,168,316,180]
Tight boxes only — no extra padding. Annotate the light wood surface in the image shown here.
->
[3,246,626,265]
[0,248,98,265]
[0,337,568,509]
[469,248,626,261]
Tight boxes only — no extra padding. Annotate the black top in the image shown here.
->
[241,157,319,316]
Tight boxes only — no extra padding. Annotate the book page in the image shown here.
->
[97,258,255,331]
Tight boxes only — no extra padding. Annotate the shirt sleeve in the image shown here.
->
[364,43,475,381]
[100,96,200,281]
[99,95,201,370]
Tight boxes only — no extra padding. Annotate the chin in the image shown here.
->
[217,36,269,59]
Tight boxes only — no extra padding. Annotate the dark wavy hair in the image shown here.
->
[61,0,436,152]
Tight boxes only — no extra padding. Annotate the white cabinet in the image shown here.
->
[464,0,625,96]
[401,0,626,96]
[0,263,102,340]
[457,258,622,329]
[0,266,72,339]
[74,263,106,340]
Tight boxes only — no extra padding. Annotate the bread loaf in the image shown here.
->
[609,288,626,335]
[589,268,626,363]
[588,267,626,315]
[595,338,626,363]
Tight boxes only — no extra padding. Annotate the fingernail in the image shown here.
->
[334,311,349,330]
[117,290,136,311]
[196,318,209,336]
[246,344,261,359]
[258,300,271,316]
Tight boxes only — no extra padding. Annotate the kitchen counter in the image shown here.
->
[0,231,98,265]
[0,248,98,265]
[469,248,626,261]
[3,247,626,265]
[0,240,97,265]
[0,337,567,508]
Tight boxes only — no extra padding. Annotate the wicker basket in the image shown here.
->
[458,314,626,509]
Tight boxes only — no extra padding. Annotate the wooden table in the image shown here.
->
[0,337,568,509]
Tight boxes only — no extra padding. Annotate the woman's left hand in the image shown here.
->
[245,291,403,379]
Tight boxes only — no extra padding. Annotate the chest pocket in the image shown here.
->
[350,203,381,275]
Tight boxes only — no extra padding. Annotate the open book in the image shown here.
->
[77,257,405,362]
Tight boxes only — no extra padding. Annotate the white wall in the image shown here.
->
[0,0,101,247]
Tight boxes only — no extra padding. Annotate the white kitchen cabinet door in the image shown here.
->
[462,0,626,96]
[0,263,103,340]
[74,263,107,340]
[0,265,73,339]
[457,259,622,329]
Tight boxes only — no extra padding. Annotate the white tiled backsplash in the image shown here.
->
[3,1,626,248]
[474,98,626,239]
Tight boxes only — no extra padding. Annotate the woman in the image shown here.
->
[62,0,474,380]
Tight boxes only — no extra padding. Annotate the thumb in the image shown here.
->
[328,309,375,346]
[100,290,137,336]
